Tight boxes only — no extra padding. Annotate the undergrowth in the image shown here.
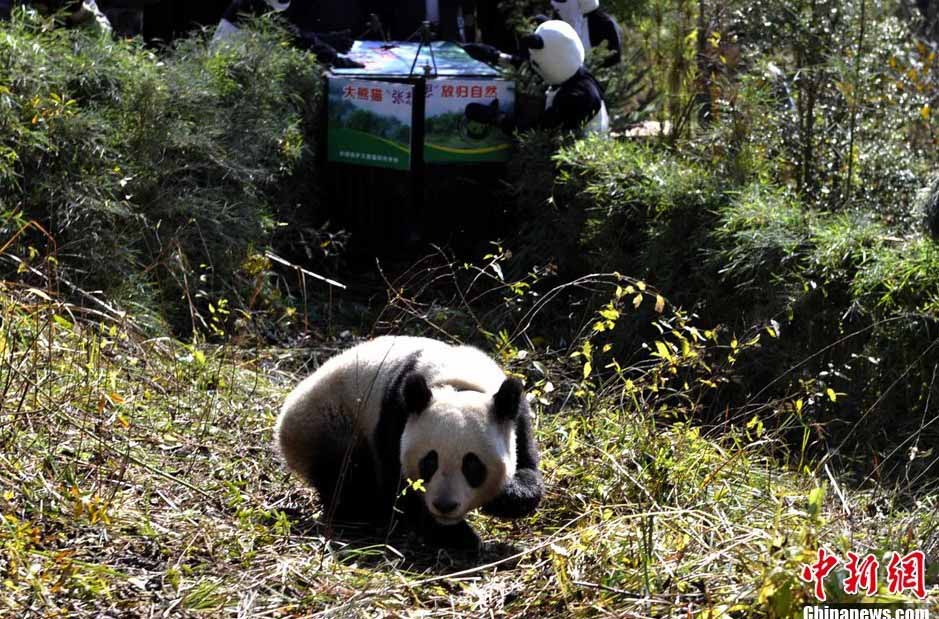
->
[1,258,937,617]
[507,135,939,467]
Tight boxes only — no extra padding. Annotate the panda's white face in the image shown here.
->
[400,388,516,525]
[527,20,585,86]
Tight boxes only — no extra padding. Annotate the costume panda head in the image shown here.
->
[551,0,599,50]
[397,373,521,524]
[551,0,600,15]
[525,20,585,86]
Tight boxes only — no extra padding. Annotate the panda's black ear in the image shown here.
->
[402,372,432,414]
[493,377,523,421]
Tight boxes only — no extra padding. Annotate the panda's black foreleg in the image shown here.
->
[305,431,389,525]
[481,468,543,519]
[482,404,543,519]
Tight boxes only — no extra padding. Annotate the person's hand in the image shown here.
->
[317,29,354,53]
[462,43,500,65]
[465,99,500,124]
[330,55,365,69]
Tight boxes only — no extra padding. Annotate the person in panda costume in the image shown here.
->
[1,0,111,31]
[548,0,622,67]
[464,19,608,136]
[275,336,543,552]
[212,0,363,68]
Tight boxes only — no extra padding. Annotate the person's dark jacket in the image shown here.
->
[219,0,362,66]
[466,66,604,134]
[384,0,476,42]
[585,8,621,66]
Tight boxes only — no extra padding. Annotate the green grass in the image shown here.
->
[1,274,936,617]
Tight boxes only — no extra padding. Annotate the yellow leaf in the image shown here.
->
[826,388,837,402]
[654,341,673,362]
[583,361,592,379]
[654,294,665,313]
[52,315,72,330]
[921,104,931,120]
[633,293,643,309]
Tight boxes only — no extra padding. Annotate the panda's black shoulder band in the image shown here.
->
[402,372,431,413]
[373,351,424,485]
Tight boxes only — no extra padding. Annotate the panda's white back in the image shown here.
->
[414,340,507,395]
[275,336,508,473]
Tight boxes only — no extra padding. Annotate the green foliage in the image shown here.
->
[631,0,699,134]
[711,185,813,294]
[506,126,939,460]
[852,236,939,314]
[543,137,724,296]
[0,10,323,334]
[708,0,934,218]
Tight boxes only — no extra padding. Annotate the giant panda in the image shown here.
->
[274,336,543,551]
[464,20,609,136]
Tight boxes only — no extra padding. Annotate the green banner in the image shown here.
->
[328,42,514,167]
[424,78,514,164]
[327,77,412,171]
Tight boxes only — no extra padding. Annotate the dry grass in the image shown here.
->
[1,277,938,618]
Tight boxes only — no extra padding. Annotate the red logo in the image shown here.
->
[886,550,927,599]
[843,552,878,596]
[800,549,929,600]
[801,548,840,601]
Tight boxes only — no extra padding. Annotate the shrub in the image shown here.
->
[0,10,323,334]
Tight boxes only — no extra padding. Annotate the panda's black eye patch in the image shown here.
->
[462,453,487,488]
[419,450,438,481]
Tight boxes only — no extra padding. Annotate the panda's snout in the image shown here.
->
[432,498,459,514]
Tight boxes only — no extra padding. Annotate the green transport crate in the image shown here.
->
[323,40,515,257]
